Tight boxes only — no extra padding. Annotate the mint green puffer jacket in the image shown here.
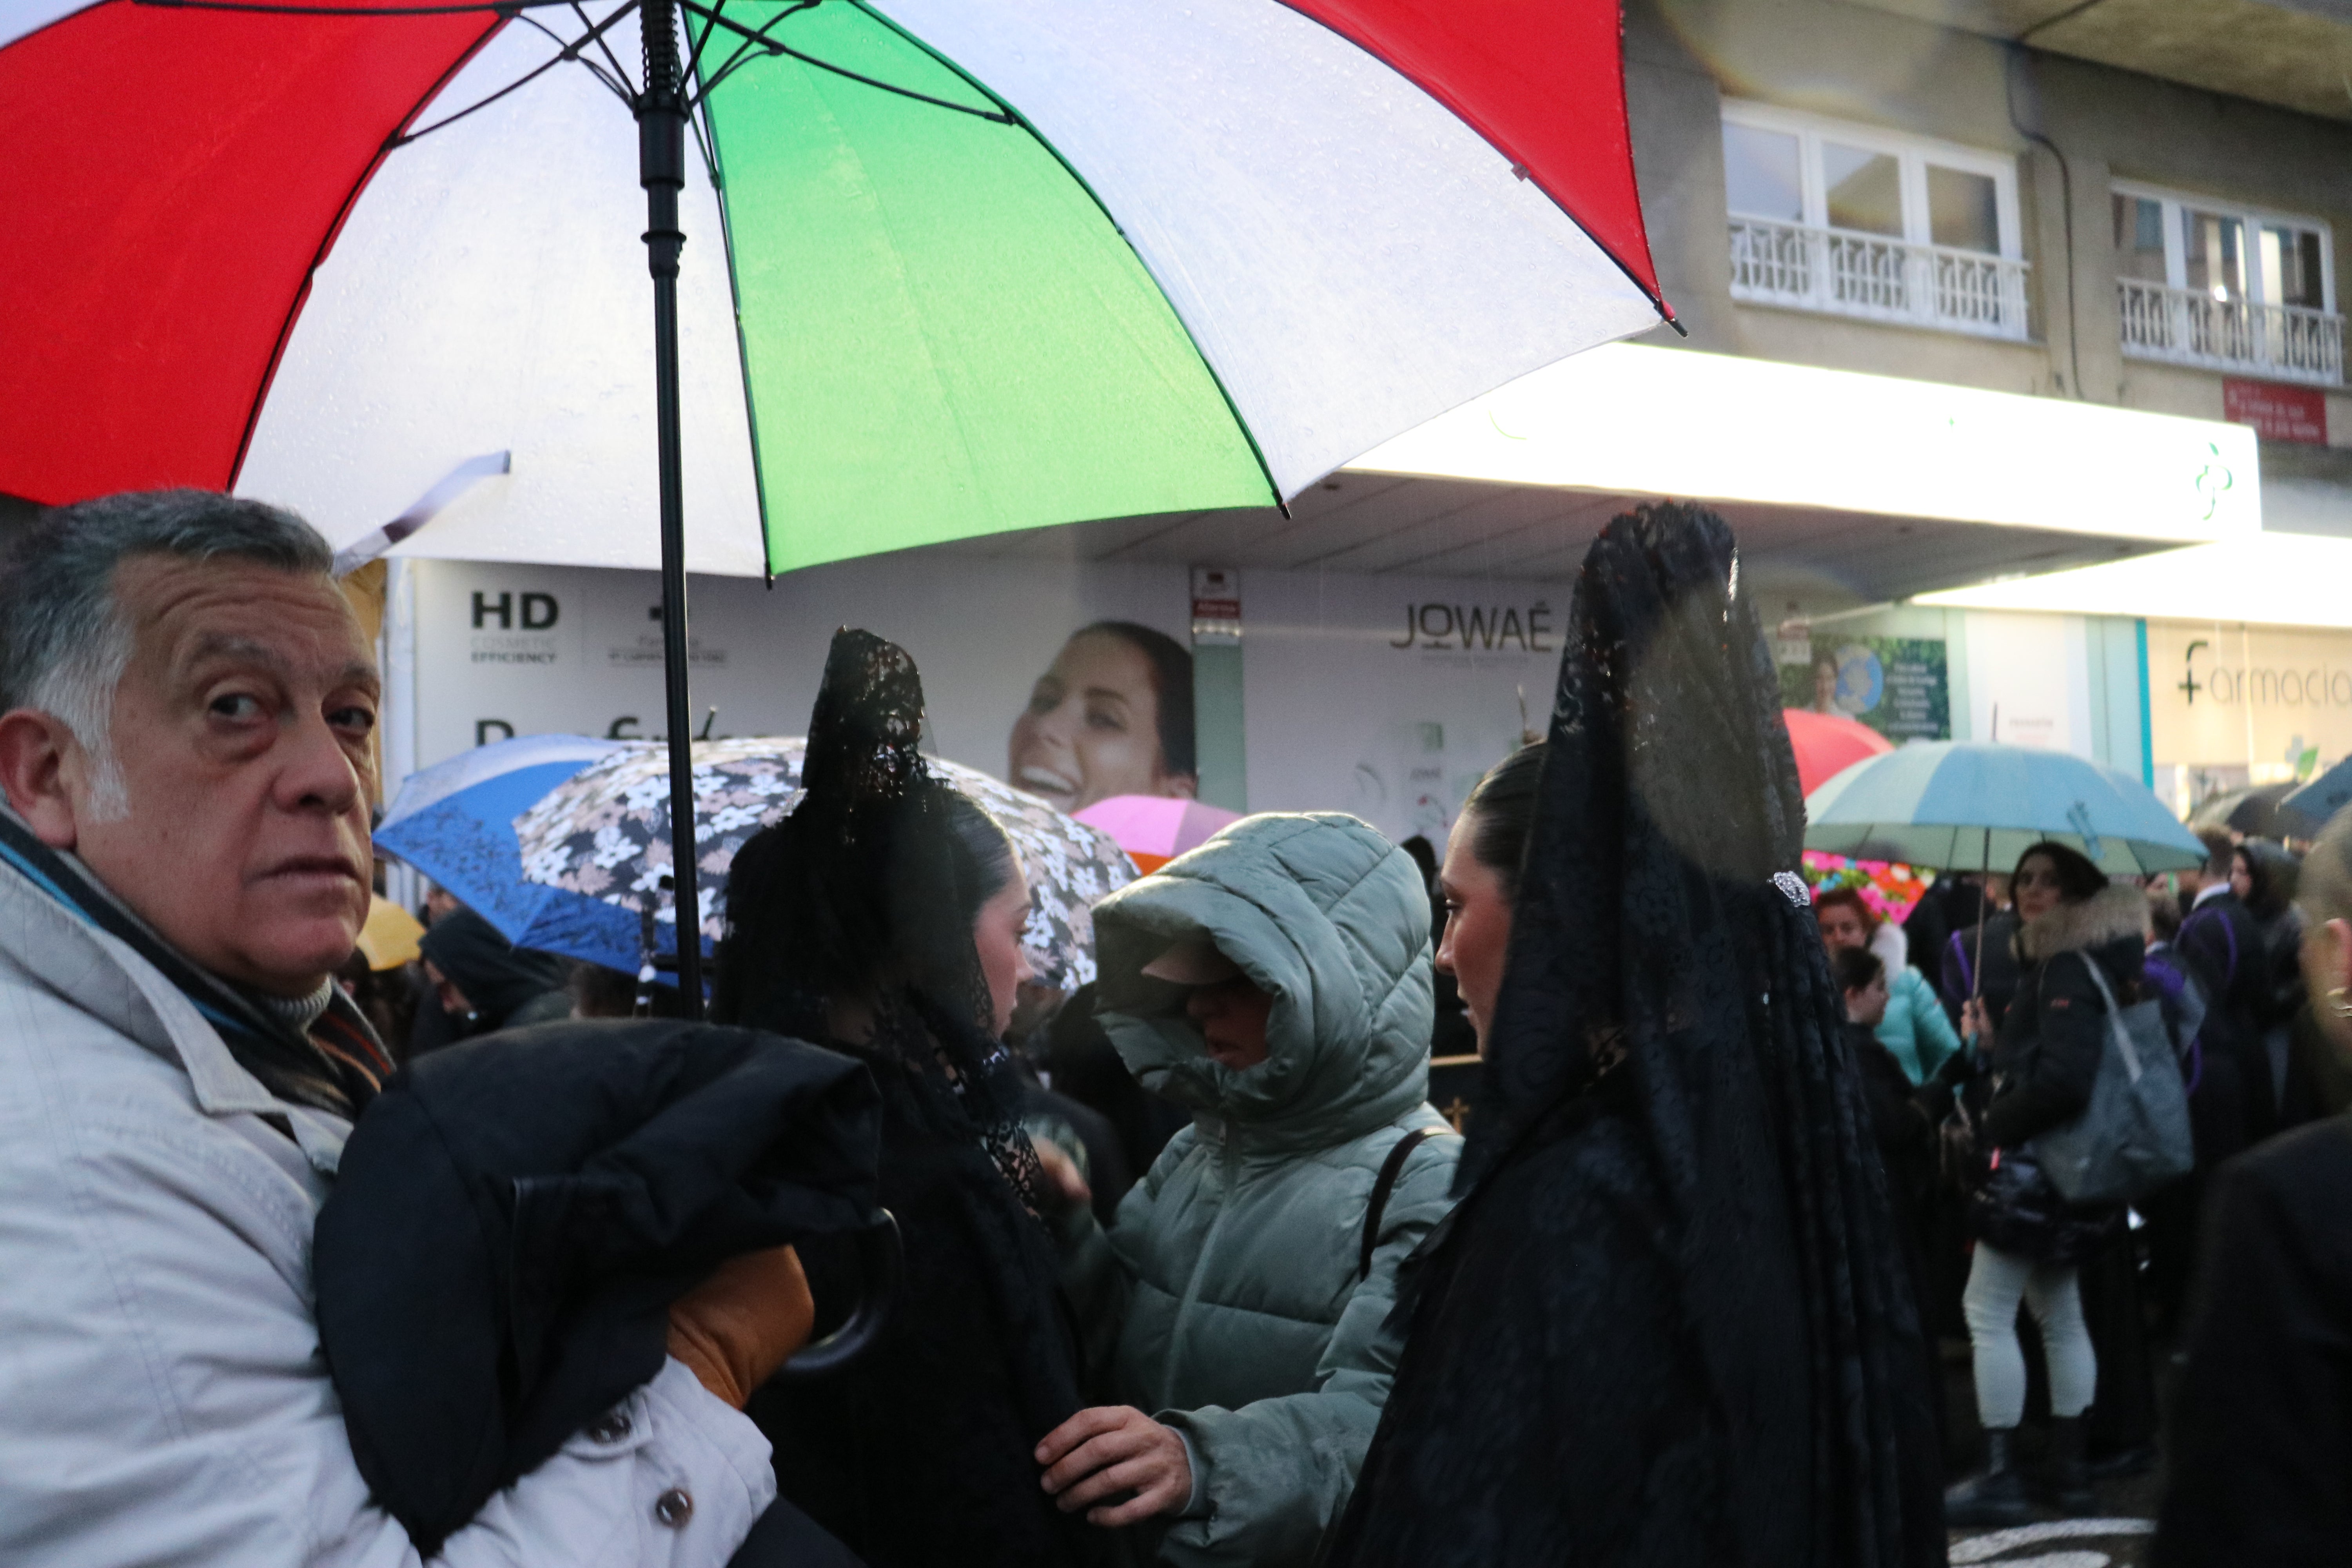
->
[1056,813,1460,1568]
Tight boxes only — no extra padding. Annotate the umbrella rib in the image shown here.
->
[392,11,629,146]
[134,0,573,14]
[565,0,639,99]
[678,0,1013,122]
[691,0,818,96]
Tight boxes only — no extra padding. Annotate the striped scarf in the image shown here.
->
[0,809,391,1119]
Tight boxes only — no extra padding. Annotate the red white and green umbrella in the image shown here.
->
[1,0,1668,570]
[0,0,1671,1001]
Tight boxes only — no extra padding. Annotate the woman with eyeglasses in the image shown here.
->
[1944,842,2143,1524]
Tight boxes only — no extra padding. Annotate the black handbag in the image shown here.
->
[1963,1142,2116,1266]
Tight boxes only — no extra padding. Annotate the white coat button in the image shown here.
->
[654,1488,693,1528]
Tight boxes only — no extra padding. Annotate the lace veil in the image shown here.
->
[1328,503,1944,1567]
[715,628,1042,1211]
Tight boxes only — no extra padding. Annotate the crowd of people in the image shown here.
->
[1819,810,2352,1554]
[1,486,2346,1566]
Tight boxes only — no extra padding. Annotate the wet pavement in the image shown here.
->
[1940,1344,2164,1567]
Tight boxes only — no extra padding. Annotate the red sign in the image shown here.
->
[2223,377,2328,445]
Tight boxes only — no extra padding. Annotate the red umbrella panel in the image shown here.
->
[1783,707,1895,798]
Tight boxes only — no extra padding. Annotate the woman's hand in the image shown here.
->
[1960,996,1992,1049]
[1036,1405,1192,1526]
[1031,1136,1093,1216]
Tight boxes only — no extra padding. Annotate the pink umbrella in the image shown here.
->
[1072,795,1241,874]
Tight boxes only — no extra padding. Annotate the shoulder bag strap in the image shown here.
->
[1360,1127,1436,1282]
[2071,949,2143,1084]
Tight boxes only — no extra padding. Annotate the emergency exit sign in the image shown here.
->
[2223,378,2328,445]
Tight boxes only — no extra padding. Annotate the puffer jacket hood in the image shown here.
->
[1092,812,1433,1151]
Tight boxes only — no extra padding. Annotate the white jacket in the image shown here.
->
[0,852,777,1565]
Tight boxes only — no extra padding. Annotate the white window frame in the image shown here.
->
[2109,180,2335,314]
[1721,100,2024,262]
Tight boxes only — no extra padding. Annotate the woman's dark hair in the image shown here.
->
[946,792,1020,920]
[1459,742,1544,902]
[1811,884,1880,932]
[1831,944,1884,995]
[2013,840,2107,904]
[1073,621,1195,780]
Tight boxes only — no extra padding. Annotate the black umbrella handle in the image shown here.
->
[778,1210,902,1380]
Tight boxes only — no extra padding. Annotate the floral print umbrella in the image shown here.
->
[512,737,1132,990]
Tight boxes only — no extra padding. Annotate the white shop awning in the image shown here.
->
[1346,343,2261,546]
[1916,530,2352,629]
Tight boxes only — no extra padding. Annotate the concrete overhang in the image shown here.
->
[1834,0,2352,122]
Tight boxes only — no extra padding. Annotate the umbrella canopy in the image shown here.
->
[1805,741,2206,876]
[1781,708,1895,798]
[6,0,1667,1013]
[354,895,427,972]
[1071,794,1241,874]
[2284,757,2352,834]
[375,735,649,974]
[0,0,1667,572]
[2188,781,2303,840]
[505,737,1135,989]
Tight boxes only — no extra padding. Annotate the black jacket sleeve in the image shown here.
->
[1981,952,2106,1150]
[2154,1125,2352,1567]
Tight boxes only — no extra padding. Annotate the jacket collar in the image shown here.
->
[0,838,352,1168]
[2016,884,2150,963]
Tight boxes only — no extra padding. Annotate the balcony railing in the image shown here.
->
[2116,278,2344,386]
[1728,216,2032,341]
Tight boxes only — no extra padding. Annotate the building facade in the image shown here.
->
[1620,0,2352,804]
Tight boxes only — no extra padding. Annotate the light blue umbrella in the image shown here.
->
[1804,741,2205,877]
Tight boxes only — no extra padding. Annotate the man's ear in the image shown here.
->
[0,709,82,848]
[2322,918,2352,1003]
[1160,772,1200,802]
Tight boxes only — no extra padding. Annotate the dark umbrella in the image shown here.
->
[2284,758,2352,835]
[2190,782,2302,840]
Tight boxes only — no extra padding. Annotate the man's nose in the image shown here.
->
[274,710,365,815]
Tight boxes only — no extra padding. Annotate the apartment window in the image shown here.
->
[1722,103,2028,340]
[2112,183,2340,384]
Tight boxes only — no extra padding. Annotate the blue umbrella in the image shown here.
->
[1804,741,2205,877]
[376,735,645,975]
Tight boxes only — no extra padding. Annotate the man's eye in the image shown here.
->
[1086,707,1126,732]
[210,693,263,720]
[331,706,377,734]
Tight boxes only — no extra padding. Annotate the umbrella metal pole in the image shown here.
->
[640,0,703,1016]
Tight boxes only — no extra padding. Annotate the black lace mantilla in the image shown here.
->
[1326,503,1944,1568]
[716,628,1044,1215]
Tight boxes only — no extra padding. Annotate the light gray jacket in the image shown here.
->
[0,844,775,1566]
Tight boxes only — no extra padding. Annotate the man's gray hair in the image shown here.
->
[0,490,334,818]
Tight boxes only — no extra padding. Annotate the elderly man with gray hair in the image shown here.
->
[0,491,801,1565]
